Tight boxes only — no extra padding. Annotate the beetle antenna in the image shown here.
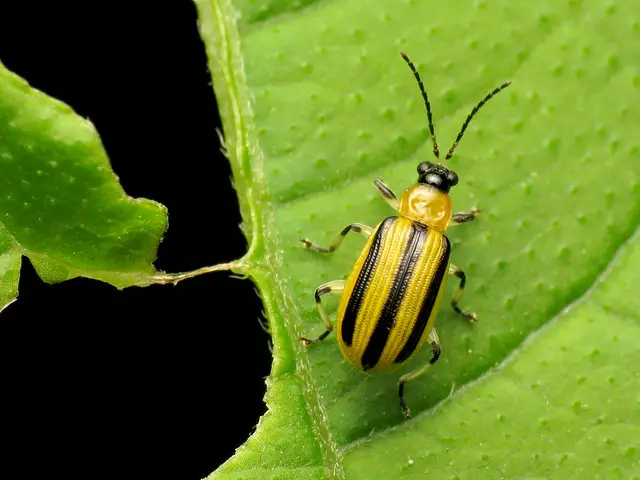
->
[445,81,511,161]
[400,52,440,160]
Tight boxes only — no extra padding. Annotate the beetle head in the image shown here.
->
[416,162,458,194]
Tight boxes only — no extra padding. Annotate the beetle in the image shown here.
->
[299,52,510,417]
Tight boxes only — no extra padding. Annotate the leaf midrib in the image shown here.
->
[197,0,346,477]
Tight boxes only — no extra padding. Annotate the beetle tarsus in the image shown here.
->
[453,304,478,323]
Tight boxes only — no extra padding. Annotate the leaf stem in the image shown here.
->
[135,260,248,286]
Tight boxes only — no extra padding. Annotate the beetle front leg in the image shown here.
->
[398,328,441,417]
[449,264,477,322]
[299,280,345,345]
[301,224,373,253]
[448,208,480,227]
[374,178,399,210]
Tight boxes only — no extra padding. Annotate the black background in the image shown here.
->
[0,2,270,479]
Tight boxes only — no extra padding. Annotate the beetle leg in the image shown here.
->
[398,328,441,417]
[448,208,480,226]
[374,178,399,210]
[448,264,477,322]
[300,280,346,345]
[301,224,373,253]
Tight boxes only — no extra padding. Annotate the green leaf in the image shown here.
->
[0,60,170,309]
[198,0,640,477]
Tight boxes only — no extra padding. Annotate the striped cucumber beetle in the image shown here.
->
[300,52,510,417]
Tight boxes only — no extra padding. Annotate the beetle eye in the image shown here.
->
[417,162,431,174]
[447,172,459,186]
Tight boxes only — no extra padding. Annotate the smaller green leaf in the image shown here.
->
[0,60,169,310]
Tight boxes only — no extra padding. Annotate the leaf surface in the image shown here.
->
[199,0,640,477]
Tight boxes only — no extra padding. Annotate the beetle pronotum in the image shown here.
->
[300,52,510,417]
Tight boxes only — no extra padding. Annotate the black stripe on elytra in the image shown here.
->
[340,217,395,346]
[360,222,427,371]
[394,234,450,364]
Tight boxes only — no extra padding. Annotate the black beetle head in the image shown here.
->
[416,162,459,193]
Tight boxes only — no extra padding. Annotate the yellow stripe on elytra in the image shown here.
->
[337,218,405,367]
[410,233,449,352]
[375,229,447,369]
[353,218,412,367]
[351,219,406,365]
[335,220,382,364]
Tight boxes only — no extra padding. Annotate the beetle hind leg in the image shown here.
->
[449,264,477,322]
[398,328,441,417]
[301,223,372,253]
[300,280,345,345]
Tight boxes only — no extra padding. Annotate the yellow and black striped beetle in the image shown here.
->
[300,52,510,417]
